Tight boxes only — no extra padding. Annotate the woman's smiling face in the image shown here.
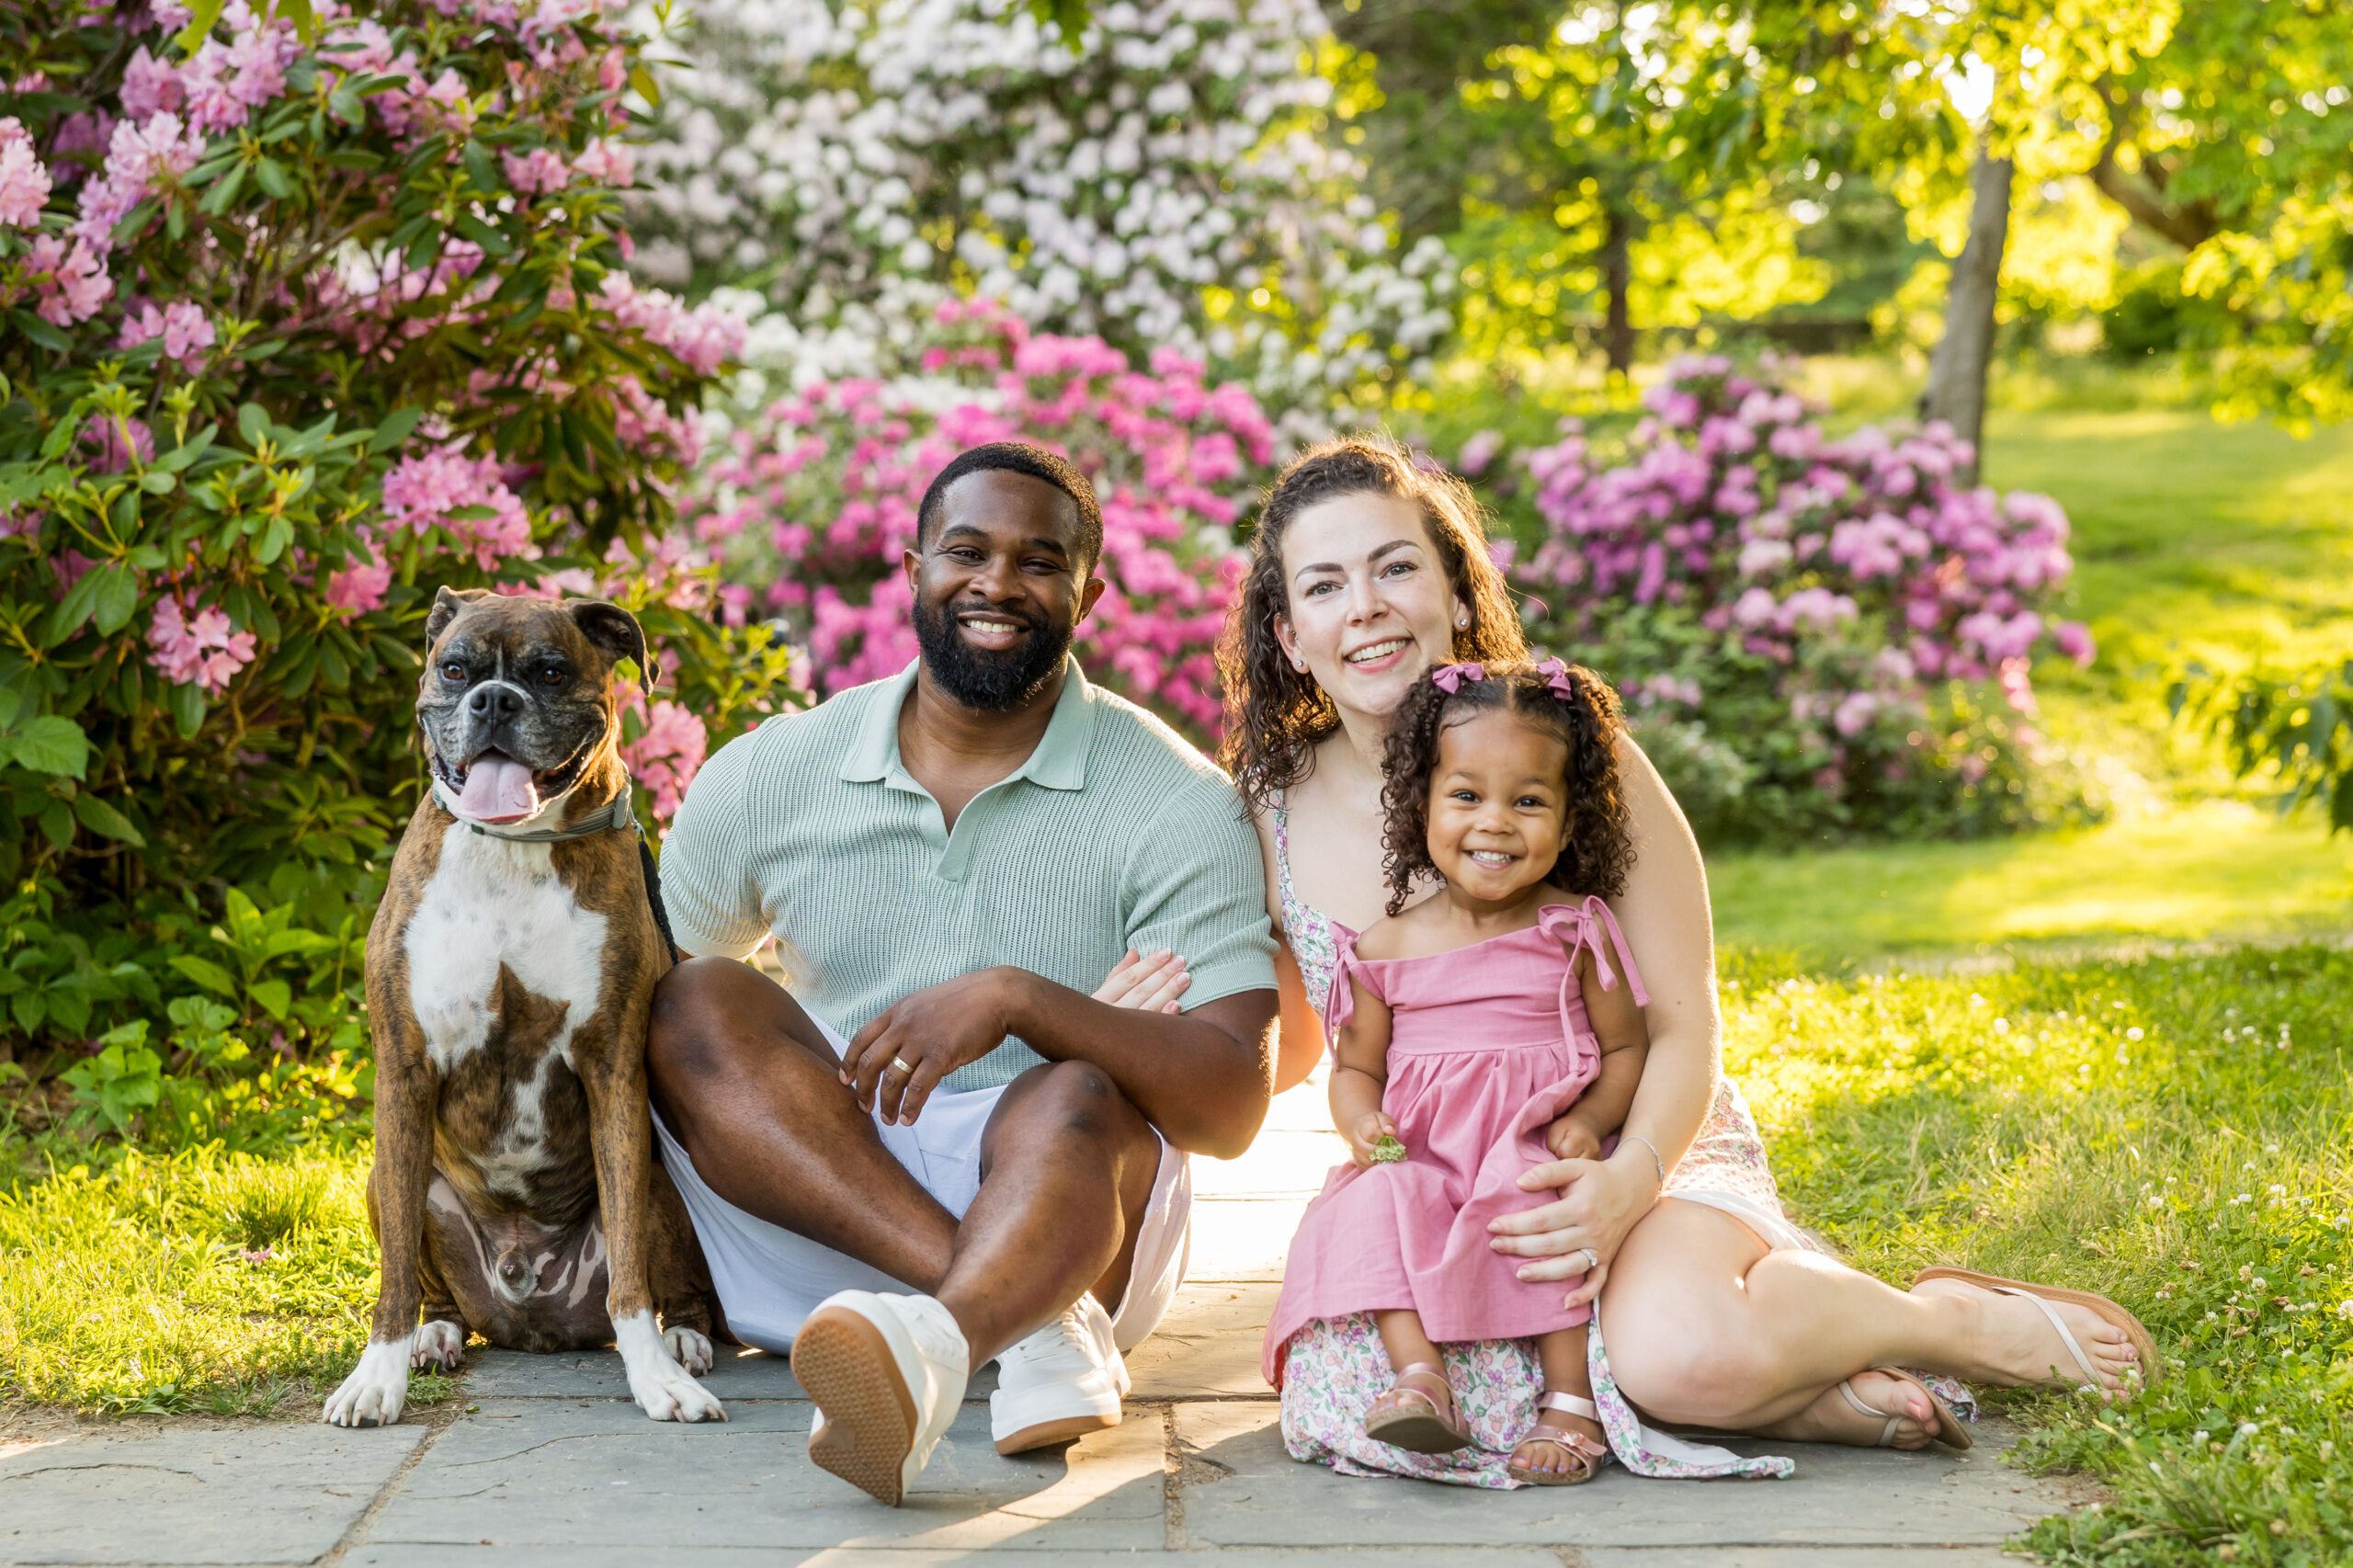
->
[1274,492,1465,724]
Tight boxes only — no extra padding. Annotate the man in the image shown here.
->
[647,442,1279,1505]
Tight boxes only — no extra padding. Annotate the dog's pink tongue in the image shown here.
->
[457,754,539,823]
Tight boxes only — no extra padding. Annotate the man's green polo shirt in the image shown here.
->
[659,657,1279,1094]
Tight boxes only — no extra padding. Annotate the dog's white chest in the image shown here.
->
[404,824,608,1079]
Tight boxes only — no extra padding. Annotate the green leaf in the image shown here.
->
[453,213,512,256]
[11,991,44,1034]
[253,155,291,199]
[175,0,228,50]
[38,799,74,851]
[111,198,160,244]
[13,310,70,352]
[630,64,662,105]
[256,514,293,565]
[250,979,293,1020]
[8,716,90,778]
[238,403,272,448]
[71,793,145,846]
[168,954,239,996]
[165,679,206,738]
[369,406,424,453]
[89,564,139,636]
[199,160,246,214]
[139,470,177,494]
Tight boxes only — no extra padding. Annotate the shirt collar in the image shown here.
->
[838,655,1097,792]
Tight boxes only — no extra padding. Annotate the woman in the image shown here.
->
[1206,437,2151,1486]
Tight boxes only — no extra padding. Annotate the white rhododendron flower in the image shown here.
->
[630,0,1451,421]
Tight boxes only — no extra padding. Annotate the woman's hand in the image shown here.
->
[1486,1148,1661,1311]
[1345,1110,1400,1169]
[1094,948,1191,1014]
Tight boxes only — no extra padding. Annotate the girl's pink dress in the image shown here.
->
[1260,897,1644,1386]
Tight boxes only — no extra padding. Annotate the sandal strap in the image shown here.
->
[1991,1285,2101,1386]
[1380,1363,1460,1426]
[1537,1391,1601,1423]
[1836,1377,1901,1447]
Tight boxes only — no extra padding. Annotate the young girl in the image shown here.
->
[1261,657,1649,1486]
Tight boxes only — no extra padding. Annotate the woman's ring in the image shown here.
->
[1575,1246,1599,1274]
[890,1055,916,1077]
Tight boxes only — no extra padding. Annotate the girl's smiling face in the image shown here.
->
[1425,708,1573,905]
[1274,492,1465,725]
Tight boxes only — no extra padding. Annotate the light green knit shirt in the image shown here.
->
[659,657,1278,1094]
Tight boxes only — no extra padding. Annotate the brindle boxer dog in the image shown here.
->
[324,587,724,1427]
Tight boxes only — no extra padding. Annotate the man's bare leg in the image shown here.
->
[646,957,1162,1364]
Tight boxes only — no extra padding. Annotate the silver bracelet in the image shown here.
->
[1620,1134,1665,1190]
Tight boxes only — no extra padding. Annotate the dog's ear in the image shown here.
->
[567,599,654,694]
[425,586,493,649]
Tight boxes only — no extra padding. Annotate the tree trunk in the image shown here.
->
[1919,148,2013,481]
[1600,205,1634,375]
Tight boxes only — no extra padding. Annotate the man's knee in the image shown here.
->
[1024,1059,1149,1144]
[647,956,800,1093]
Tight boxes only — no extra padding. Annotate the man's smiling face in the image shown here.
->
[904,467,1105,710]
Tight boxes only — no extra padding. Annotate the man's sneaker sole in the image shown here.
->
[993,1409,1120,1456]
[792,1305,919,1506]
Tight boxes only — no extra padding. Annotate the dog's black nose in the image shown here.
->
[466,683,522,722]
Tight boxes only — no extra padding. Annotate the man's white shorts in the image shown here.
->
[653,1013,1191,1356]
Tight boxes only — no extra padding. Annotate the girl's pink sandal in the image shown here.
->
[1505,1391,1610,1485]
[1363,1362,1473,1453]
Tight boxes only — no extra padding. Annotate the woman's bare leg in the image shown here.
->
[1597,1200,2142,1439]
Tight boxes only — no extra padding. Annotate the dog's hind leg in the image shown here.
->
[577,1011,725,1423]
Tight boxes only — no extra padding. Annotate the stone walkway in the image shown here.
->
[0,1084,2084,1566]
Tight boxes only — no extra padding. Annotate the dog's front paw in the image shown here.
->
[324,1338,414,1427]
[412,1319,466,1372]
[614,1309,725,1424]
[663,1324,714,1376]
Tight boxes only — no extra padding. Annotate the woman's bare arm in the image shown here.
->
[1252,803,1328,1094]
[1489,733,1720,1299]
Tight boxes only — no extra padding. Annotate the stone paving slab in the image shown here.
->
[1171,1402,2070,1551]
[365,1399,1165,1553]
[0,1424,424,1565]
[349,1551,1573,1566]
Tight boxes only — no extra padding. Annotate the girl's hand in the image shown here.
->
[1486,1148,1660,1311]
[1093,948,1190,1014]
[1545,1117,1602,1163]
[1347,1110,1400,1169]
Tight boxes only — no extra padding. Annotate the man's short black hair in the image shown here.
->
[915,442,1104,567]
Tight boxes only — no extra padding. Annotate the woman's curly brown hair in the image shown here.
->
[1217,437,1525,812]
[1377,660,1635,916]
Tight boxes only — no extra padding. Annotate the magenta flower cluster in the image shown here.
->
[692,298,1273,735]
[1518,356,2091,781]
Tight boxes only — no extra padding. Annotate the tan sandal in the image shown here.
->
[1363,1362,1472,1453]
[1838,1369,1972,1450]
[1505,1391,1608,1485]
[1913,1267,2161,1392]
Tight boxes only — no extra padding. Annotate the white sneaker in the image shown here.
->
[791,1290,970,1506]
[990,1291,1131,1455]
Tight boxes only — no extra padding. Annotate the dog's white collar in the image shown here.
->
[431,778,639,844]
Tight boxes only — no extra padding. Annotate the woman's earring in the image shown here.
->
[1454,609,1469,630]
[1292,657,1309,673]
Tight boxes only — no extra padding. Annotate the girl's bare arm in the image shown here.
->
[1547,944,1651,1159]
[1328,971,1395,1167]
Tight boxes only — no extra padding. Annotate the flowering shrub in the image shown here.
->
[631,0,1453,422]
[0,0,796,1102]
[690,299,1271,735]
[1514,357,2096,841]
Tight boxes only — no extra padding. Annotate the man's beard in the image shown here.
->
[911,594,1075,710]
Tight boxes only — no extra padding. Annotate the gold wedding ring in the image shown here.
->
[889,1055,916,1077]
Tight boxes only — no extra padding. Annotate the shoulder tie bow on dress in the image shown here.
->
[1536,896,1652,1051]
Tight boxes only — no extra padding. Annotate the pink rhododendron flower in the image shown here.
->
[119,47,185,119]
[501,146,570,194]
[119,299,214,365]
[147,595,258,696]
[80,413,155,472]
[0,118,51,227]
[570,138,633,187]
[28,234,112,324]
[619,688,708,822]
[1457,428,1504,478]
[381,449,533,569]
[324,529,392,617]
[76,111,206,249]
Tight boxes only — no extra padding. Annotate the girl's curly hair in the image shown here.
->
[1217,437,1525,812]
[1378,660,1635,916]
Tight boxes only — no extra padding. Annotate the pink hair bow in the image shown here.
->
[1431,662,1485,694]
[1536,656,1576,700]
